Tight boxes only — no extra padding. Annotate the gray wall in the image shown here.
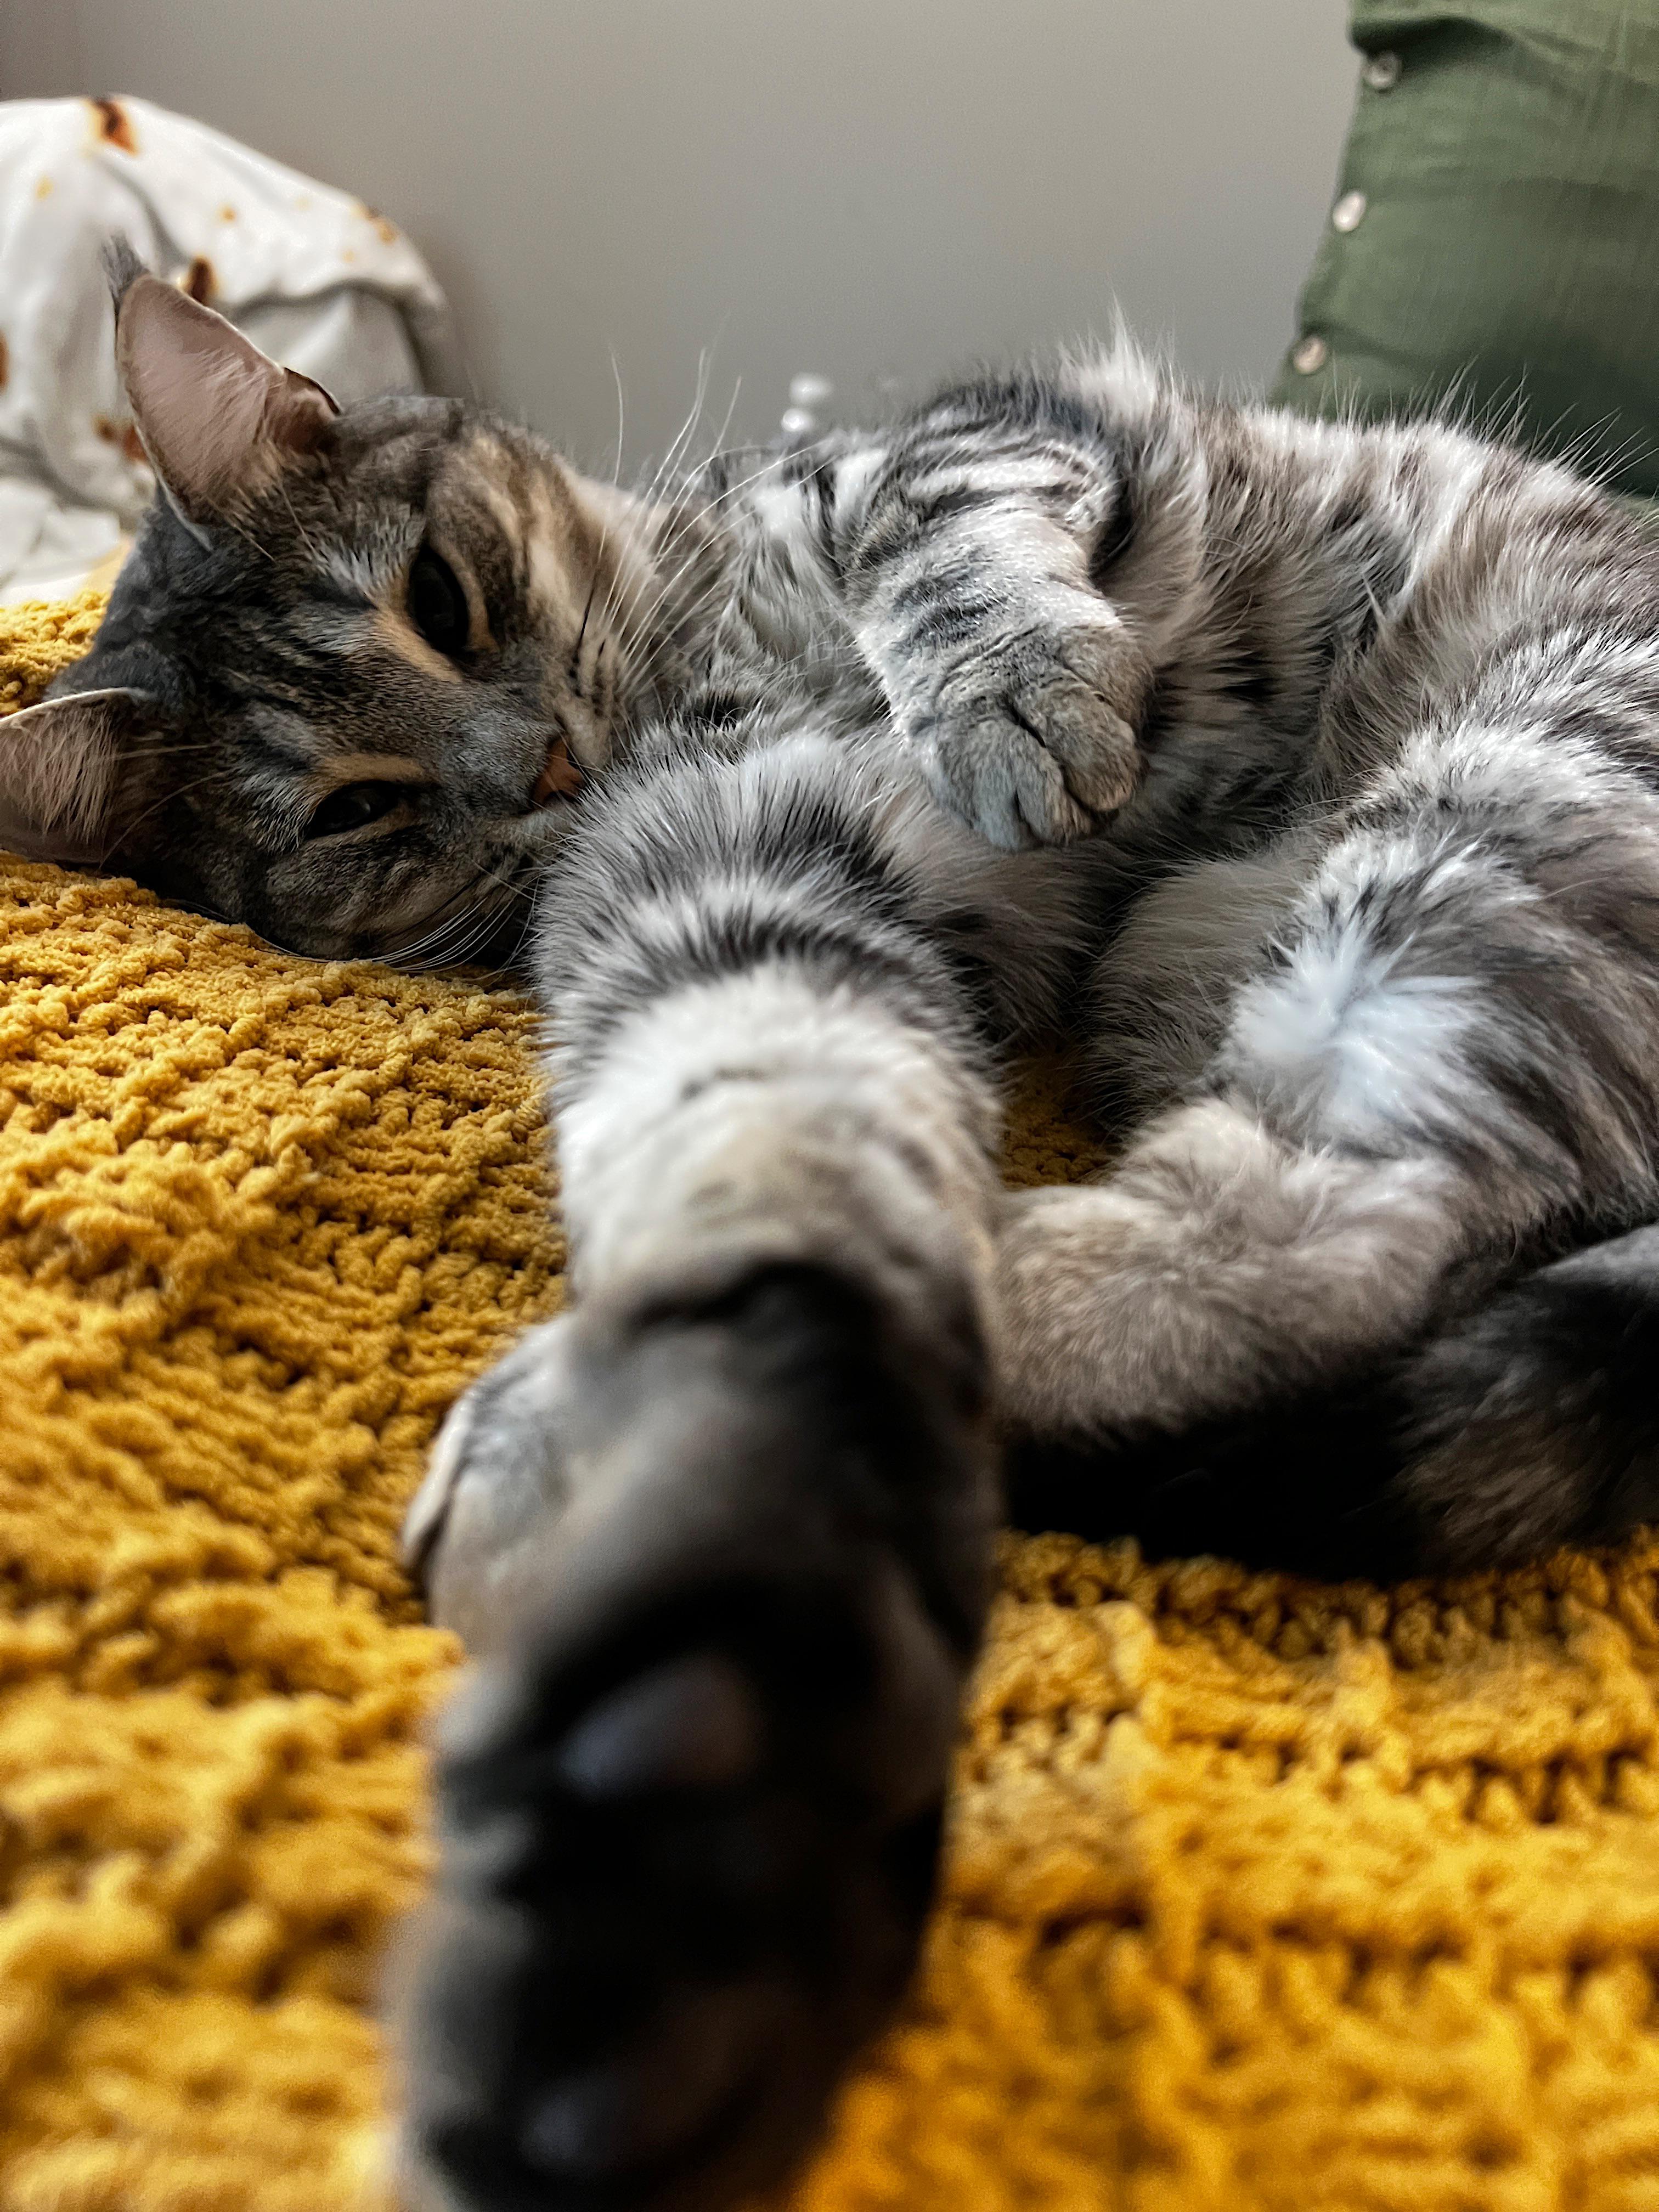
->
[3,2,1358,472]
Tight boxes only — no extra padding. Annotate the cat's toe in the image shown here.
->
[554,1652,765,1796]
[919,621,1146,849]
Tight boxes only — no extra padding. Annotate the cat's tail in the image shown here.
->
[1005,1220,1659,1581]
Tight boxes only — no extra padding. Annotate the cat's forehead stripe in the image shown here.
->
[305,749,435,790]
[467,465,526,552]
[523,481,589,632]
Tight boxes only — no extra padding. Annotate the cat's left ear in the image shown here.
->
[0,688,156,867]
[112,259,340,529]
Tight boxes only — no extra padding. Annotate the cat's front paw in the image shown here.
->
[396,1267,994,2212]
[909,618,1148,850]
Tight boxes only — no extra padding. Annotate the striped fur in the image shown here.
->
[19,281,1659,2210]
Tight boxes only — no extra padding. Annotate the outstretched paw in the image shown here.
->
[397,1266,994,2212]
[910,618,1148,850]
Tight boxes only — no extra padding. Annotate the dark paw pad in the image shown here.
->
[555,1654,765,1798]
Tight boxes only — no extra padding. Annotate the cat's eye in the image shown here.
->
[406,543,471,658]
[305,781,406,839]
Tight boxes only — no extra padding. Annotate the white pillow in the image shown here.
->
[0,94,452,601]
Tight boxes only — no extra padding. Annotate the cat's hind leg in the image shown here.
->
[995,1096,1464,1440]
[998,719,1659,1567]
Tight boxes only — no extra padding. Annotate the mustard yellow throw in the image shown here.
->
[4,594,1659,2212]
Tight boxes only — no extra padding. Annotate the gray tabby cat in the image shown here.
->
[8,258,1659,2211]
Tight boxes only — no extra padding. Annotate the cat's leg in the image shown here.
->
[832,358,1208,851]
[1006,1221,1659,1582]
[997,718,1659,1547]
[995,1101,1464,1438]
[395,731,1003,2212]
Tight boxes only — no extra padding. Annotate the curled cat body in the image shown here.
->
[9,255,1659,2211]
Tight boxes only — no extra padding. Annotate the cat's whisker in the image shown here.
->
[617,548,772,699]
[218,509,276,565]
[379,854,537,972]
[276,482,324,566]
[375,870,497,965]
[502,882,543,972]
[631,357,714,525]
[570,573,601,686]
[438,874,535,972]
[589,427,771,685]
[625,365,763,569]
[114,764,242,851]
[607,356,627,492]
[385,899,492,969]
[712,379,744,461]
[127,739,222,764]
[609,448,798,685]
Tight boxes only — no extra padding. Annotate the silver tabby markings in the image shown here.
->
[7,262,1659,2212]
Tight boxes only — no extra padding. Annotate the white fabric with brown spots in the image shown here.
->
[0,94,451,603]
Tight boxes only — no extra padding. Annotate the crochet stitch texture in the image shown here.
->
[3,592,1659,2211]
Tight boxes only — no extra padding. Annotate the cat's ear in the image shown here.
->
[0,688,155,867]
[110,253,340,527]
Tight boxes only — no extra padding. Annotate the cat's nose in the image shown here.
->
[531,733,583,808]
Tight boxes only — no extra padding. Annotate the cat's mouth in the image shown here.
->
[532,735,583,809]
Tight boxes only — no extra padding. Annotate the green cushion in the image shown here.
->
[1270,0,1659,503]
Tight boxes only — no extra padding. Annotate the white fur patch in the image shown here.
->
[1229,928,1479,1150]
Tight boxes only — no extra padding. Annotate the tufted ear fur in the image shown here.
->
[0,687,157,867]
[109,246,340,527]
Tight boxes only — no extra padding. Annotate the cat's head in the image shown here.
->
[0,257,681,966]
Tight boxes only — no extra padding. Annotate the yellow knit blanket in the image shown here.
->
[4,595,1659,2212]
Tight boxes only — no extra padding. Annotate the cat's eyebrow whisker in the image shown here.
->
[594,427,780,680]
[623,345,748,560]
[126,739,222,765]
[573,358,631,690]
[612,565,723,674]
[658,351,714,486]
[708,377,743,465]
[615,550,761,697]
